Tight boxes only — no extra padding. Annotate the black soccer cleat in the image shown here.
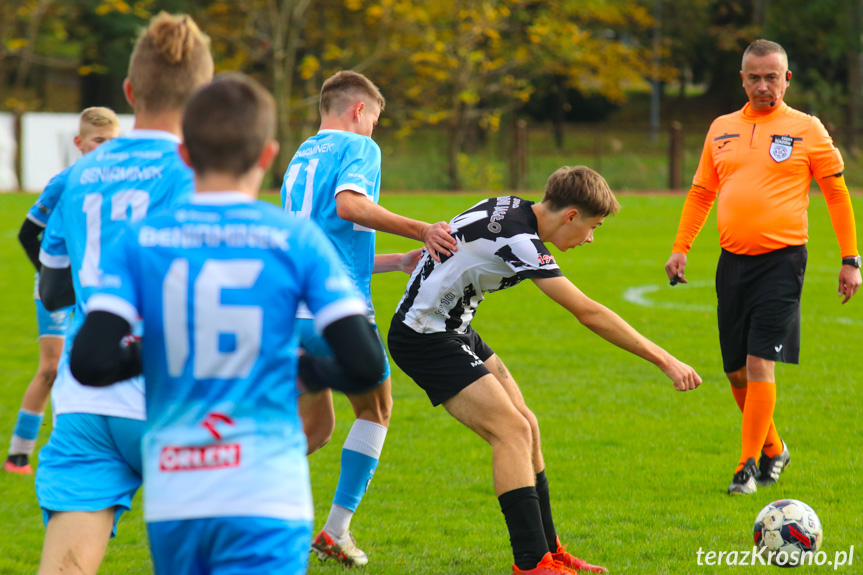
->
[757,441,790,487]
[728,457,758,495]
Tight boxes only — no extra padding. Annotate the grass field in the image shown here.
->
[0,191,861,574]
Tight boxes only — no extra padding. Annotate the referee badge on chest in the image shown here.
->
[769,135,794,162]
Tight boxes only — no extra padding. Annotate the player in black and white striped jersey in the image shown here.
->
[388,166,702,575]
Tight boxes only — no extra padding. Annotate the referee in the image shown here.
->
[665,39,861,495]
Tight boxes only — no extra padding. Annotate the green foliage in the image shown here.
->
[1,192,861,573]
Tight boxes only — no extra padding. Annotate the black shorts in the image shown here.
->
[387,317,495,406]
[716,245,807,373]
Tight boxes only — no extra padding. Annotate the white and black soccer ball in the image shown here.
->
[753,499,823,567]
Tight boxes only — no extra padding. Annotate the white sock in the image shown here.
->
[324,504,355,541]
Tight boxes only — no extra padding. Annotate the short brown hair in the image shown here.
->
[128,12,214,114]
[182,73,276,176]
[742,39,788,69]
[542,166,620,217]
[78,107,119,135]
[320,70,385,116]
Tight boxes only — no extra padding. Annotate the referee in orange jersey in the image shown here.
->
[665,39,861,495]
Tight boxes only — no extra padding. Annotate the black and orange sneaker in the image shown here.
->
[552,537,608,573]
[3,454,32,474]
[311,529,368,567]
[512,552,575,575]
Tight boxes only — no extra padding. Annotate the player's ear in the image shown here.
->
[354,101,365,121]
[123,78,136,108]
[177,142,193,168]
[258,140,280,171]
[564,207,580,224]
[73,135,83,152]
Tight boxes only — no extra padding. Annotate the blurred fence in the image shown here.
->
[4,113,859,193]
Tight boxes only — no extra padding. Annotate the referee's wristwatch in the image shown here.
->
[842,255,863,268]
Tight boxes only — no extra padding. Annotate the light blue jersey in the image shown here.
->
[27,165,72,228]
[280,129,381,317]
[87,192,365,523]
[27,167,74,335]
[38,130,194,419]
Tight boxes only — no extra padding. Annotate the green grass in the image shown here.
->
[1,191,861,574]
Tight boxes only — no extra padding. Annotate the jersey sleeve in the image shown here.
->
[495,237,563,280]
[39,202,70,269]
[334,138,381,198]
[85,226,142,328]
[27,167,70,227]
[296,222,367,333]
[808,117,844,180]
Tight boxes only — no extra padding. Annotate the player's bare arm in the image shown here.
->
[335,190,457,262]
[533,275,702,391]
[372,248,423,274]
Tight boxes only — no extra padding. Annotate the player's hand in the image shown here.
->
[838,264,862,304]
[665,252,688,285]
[400,248,423,274]
[660,357,702,391]
[422,221,457,263]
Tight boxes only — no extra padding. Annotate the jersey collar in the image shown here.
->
[123,129,181,143]
[190,192,254,205]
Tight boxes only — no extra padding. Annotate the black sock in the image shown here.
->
[535,470,558,552]
[499,486,549,570]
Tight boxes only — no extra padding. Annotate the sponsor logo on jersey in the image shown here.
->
[488,196,512,233]
[294,142,335,158]
[159,443,241,472]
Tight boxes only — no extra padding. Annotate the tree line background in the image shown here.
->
[3,0,863,191]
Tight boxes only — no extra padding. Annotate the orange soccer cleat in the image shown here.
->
[512,552,578,574]
[552,538,608,573]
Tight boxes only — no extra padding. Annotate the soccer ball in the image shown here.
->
[753,499,822,567]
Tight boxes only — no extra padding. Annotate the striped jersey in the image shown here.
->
[395,196,562,334]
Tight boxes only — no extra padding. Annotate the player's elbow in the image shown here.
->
[69,344,114,387]
[342,347,386,392]
[336,199,357,221]
[39,268,75,312]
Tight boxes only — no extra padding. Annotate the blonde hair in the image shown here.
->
[128,12,213,113]
[78,107,119,136]
[320,70,385,116]
[542,166,620,217]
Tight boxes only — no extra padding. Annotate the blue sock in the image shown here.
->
[13,410,42,442]
[10,409,43,455]
[333,448,378,512]
[325,420,387,537]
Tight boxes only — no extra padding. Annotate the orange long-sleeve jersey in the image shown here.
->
[672,102,858,257]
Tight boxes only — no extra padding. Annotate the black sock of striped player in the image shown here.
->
[535,470,559,552]
[499,486,549,570]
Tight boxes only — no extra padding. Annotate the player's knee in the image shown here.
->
[305,421,335,455]
[495,413,532,452]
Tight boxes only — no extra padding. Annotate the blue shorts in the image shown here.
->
[148,516,313,575]
[36,413,144,534]
[35,299,72,338]
[296,318,391,384]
